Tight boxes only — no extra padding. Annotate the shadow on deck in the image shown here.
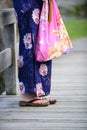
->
[0,38,87,130]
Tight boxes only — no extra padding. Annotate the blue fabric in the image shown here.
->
[13,0,52,96]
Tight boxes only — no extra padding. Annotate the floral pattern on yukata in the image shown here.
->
[18,56,24,68]
[23,33,32,49]
[39,64,48,76]
[13,0,52,96]
[19,82,25,94]
[36,83,45,97]
[32,9,40,24]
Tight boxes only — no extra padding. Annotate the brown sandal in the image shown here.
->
[19,98,49,107]
[48,98,57,104]
[43,97,57,104]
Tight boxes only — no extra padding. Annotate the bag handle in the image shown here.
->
[48,0,52,22]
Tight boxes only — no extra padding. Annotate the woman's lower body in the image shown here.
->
[13,0,56,106]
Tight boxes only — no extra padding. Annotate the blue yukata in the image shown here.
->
[13,0,52,97]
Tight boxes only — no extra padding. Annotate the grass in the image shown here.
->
[64,19,87,40]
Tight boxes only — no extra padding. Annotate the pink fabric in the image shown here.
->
[35,0,72,62]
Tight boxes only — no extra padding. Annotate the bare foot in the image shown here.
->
[19,94,49,106]
[20,93,37,102]
[43,95,57,104]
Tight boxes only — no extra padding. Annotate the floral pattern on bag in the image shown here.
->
[35,0,73,62]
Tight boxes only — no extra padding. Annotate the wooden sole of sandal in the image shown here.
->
[19,98,49,107]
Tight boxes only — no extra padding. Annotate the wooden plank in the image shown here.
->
[0,123,87,130]
[51,90,87,95]
[0,95,87,102]
[0,112,86,119]
[52,82,87,89]
[0,9,16,26]
[0,107,87,113]
[0,118,87,123]
[2,23,18,95]
[0,96,87,108]
[0,38,87,130]
[0,48,12,72]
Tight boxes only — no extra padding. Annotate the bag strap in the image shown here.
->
[48,0,52,22]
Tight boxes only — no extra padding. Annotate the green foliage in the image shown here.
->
[59,6,72,16]
[59,3,87,17]
[64,19,87,40]
[72,3,87,17]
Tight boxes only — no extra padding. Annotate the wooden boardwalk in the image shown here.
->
[0,38,87,130]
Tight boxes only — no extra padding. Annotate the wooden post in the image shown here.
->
[3,23,18,95]
[0,9,18,95]
[0,48,12,72]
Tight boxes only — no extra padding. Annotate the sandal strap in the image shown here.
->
[27,97,44,103]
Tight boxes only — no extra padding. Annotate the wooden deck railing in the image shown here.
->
[0,9,18,95]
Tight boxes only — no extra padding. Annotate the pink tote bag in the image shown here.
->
[35,0,73,62]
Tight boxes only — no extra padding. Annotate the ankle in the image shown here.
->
[20,93,36,101]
